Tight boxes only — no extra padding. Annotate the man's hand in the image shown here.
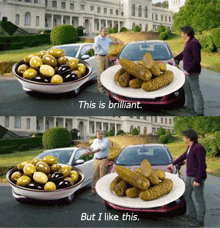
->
[184,71,189,76]
[193,181,200,187]
[83,150,93,156]
[168,59,175,65]
[167,164,174,172]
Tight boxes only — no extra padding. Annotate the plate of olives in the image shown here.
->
[6,156,85,201]
[12,49,92,95]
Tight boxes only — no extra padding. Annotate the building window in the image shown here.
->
[169,119,172,125]
[18,0,22,1]
[5,116,9,128]
[97,7,101,13]
[104,8,107,14]
[116,10,119,15]
[61,2,66,9]
[15,14,20,25]
[165,16,167,21]
[24,12,31,25]
[152,14,154,19]
[110,9,113,14]
[154,117,157,123]
[155,14,158,20]
[27,118,30,129]
[90,6,94,11]
[52,1,57,7]
[70,3,74,10]
[34,0,38,3]
[161,15,163,21]
[36,120,40,130]
[143,116,146,120]
[121,11,124,16]
[169,17,171,22]
[153,25,156,30]
[25,0,31,2]
[131,4,135,16]
[81,5,85,10]
[145,7,148,18]
[15,116,21,128]
[46,121,49,130]
[137,116,140,119]
[138,6,142,17]
[45,0,47,6]
[165,118,167,124]
[36,16,39,26]
[161,118,163,124]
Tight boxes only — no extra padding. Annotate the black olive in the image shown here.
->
[63,73,79,82]
[26,182,44,190]
[57,179,71,189]
[57,65,71,77]
[32,75,50,83]
[50,172,64,184]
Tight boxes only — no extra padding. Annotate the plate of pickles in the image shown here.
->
[12,49,92,94]
[6,156,85,201]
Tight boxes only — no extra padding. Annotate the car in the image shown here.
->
[49,43,98,95]
[105,143,186,214]
[11,147,94,204]
[109,40,185,108]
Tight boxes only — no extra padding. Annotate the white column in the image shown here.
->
[108,123,110,131]
[43,117,46,132]
[115,123,117,135]
[53,117,56,127]
[61,15,64,25]
[99,19,101,30]
[112,20,113,28]
[51,14,54,28]
[105,19,107,28]
[91,18,95,32]
[63,118,66,128]
[101,122,104,131]
[118,21,120,32]
[94,121,97,133]
[79,16,83,26]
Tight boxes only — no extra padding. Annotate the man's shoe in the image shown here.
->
[180,214,196,221]
[89,192,96,196]
[189,220,204,227]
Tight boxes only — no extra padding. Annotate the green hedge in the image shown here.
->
[211,28,220,49]
[0,166,16,177]
[159,31,169,40]
[159,135,169,144]
[0,61,17,74]
[0,21,18,36]
[215,131,220,151]
[200,138,219,157]
[0,145,18,154]
[199,35,215,53]
[0,137,42,148]
[0,34,50,51]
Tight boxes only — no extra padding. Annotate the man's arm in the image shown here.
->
[194,146,206,184]
[174,51,184,61]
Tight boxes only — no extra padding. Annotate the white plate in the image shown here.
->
[96,172,185,208]
[100,64,185,98]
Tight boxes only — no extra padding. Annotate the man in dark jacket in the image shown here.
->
[168,128,207,227]
[170,26,204,116]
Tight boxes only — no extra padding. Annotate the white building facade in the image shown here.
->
[0,0,174,34]
[0,116,174,140]
[168,0,187,13]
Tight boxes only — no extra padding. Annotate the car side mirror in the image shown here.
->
[75,159,85,165]
[81,55,90,60]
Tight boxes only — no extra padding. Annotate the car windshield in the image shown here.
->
[37,149,75,164]
[51,46,80,57]
[119,43,172,61]
[115,146,173,166]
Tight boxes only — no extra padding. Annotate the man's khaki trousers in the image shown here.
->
[92,158,108,193]
[96,55,109,89]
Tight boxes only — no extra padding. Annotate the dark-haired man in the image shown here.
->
[168,128,207,227]
[170,25,204,116]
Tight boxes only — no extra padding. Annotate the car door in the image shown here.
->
[72,148,94,186]
[78,44,98,79]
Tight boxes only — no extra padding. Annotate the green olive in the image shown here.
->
[17,161,30,170]
[42,54,57,67]
[11,171,22,182]
[23,69,38,79]
[38,50,48,58]
[72,70,82,78]
[44,181,56,191]
[23,164,36,176]
[42,156,58,166]
[29,56,43,69]
[58,56,69,65]
[69,58,78,70]
[23,54,38,63]
[36,161,51,174]
[65,177,75,185]
[17,175,32,186]
[48,49,65,58]
[62,166,71,177]
[51,164,62,172]
[17,64,28,74]
[31,158,41,166]
[40,65,55,77]
[33,172,48,184]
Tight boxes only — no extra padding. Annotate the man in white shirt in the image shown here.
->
[93,27,112,93]
[85,130,109,195]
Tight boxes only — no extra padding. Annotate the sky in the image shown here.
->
[152,0,164,3]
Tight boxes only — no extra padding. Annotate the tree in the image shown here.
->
[157,25,166,33]
[131,128,139,135]
[173,0,220,33]
[174,117,220,137]
[157,127,166,136]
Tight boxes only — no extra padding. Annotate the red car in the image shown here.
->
[109,40,185,108]
[105,144,186,214]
